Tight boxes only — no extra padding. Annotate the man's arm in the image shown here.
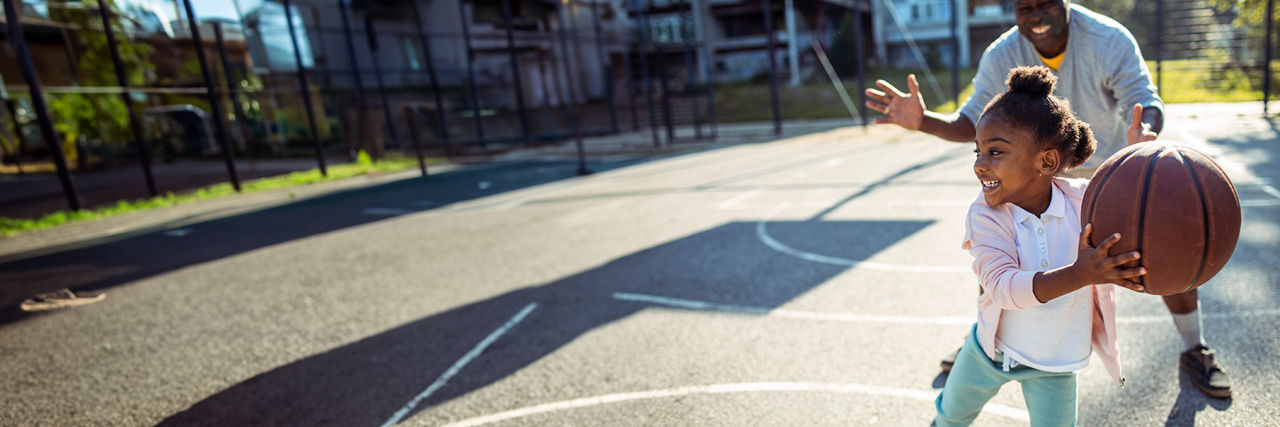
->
[920,111,977,142]
[864,74,977,142]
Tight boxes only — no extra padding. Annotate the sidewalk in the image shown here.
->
[0,119,867,261]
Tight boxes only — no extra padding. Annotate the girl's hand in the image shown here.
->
[1126,103,1158,146]
[864,75,926,130]
[1076,224,1147,292]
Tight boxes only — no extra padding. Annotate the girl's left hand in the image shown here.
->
[1126,103,1158,146]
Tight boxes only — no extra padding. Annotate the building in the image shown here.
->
[872,0,1015,69]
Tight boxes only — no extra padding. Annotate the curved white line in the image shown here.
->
[756,206,969,273]
[442,382,1028,426]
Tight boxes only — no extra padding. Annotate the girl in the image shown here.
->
[934,66,1147,426]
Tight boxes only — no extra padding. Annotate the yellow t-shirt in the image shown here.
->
[1039,50,1065,71]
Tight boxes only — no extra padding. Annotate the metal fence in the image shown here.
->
[2,0,1278,216]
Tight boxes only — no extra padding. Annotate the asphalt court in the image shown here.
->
[2,105,1278,426]
[396,113,1280,425]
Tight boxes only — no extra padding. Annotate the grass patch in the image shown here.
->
[714,60,1280,122]
[713,67,978,123]
[0,151,425,236]
[1148,60,1280,104]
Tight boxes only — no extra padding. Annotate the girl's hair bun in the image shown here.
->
[1005,66,1057,98]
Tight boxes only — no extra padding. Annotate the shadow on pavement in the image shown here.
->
[1163,370,1232,427]
[0,159,643,311]
[157,218,935,425]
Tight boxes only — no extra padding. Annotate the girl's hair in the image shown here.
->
[981,66,1096,170]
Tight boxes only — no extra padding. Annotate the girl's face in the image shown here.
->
[973,115,1056,215]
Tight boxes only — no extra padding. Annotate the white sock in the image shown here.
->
[1170,303,1206,351]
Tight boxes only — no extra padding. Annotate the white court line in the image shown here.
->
[718,188,770,209]
[1242,199,1280,207]
[162,228,193,237]
[1173,128,1280,205]
[614,292,1280,326]
[756,206,970,274]
[1258,182,1280,201]
[363,208,411,216]
[382,303,538,427]
[487,199,526,211]
[442,382,1029,426]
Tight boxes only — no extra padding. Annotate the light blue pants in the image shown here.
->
[934,324,1078,427]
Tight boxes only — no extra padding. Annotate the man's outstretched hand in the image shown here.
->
[1126,103,1159,146]
[865,74,926,130]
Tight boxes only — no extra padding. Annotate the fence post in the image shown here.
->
[282,0,328,176]
[633,0,661,147]
[763,0,782,135]
[365,14,403,162]
[686,45,702,139]
[458,0,487,147]
[657,49,674,142]
[339,0,372,159]
[590,0,620,134]
[213,22,252,153]
[622,40,640,130]
[412,0,450,143]
[556,3,591,175]
[180,0,241,192]
[950,0,959,105]
[404,107,427,176]
[500,0,532,140]
[1157,0,1167,98]
[3,0,82,209]
[1266,0,1274,115]
[97,0,158,197]
[853,2,867,127]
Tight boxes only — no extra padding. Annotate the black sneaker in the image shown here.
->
[940,346,961,372]
[1179,345,1232,398]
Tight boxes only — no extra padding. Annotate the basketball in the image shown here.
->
[1079,143,1241,295]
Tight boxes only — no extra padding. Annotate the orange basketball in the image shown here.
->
[1079,143,1241,295]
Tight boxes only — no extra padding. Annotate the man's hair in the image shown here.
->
[981,66,1096,169]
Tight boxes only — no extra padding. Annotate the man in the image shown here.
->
[863,0,1231,398]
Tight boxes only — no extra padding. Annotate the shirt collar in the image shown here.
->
[1010,182,1067,224]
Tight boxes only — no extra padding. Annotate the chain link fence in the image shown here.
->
[2,0,1278,217]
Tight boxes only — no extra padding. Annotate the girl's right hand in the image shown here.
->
[1076,224,1147,292]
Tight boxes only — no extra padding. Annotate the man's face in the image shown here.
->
[1015,0,1070,57]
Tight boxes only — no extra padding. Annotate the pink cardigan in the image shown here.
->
[961,177,1124,385]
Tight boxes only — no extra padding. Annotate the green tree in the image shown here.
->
[48,0,154,162]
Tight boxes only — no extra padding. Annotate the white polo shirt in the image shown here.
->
[994,183,1095,373]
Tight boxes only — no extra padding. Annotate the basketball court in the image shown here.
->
[0,104,1277,426]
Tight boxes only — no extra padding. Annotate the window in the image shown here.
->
[895,0,952,24]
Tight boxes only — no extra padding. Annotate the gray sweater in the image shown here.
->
[958,4,1163,169]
